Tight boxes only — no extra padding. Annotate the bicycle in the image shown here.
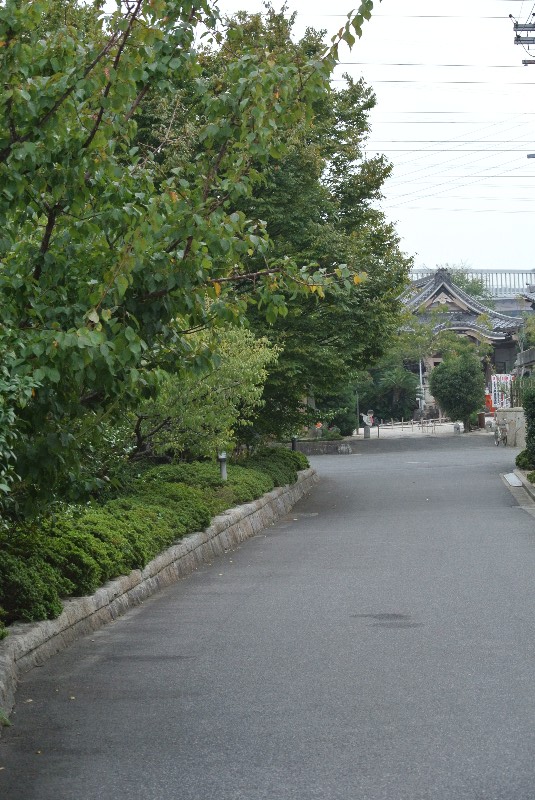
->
[494,419,508,446]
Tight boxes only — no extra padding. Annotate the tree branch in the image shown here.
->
[203,141,228,202]
[83,0,144,150]
[0,28,124,164]
[124,83,150,122]
[33,205,61,281]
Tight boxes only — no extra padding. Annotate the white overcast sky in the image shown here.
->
[212,0,535,273]
[99,1,535,271]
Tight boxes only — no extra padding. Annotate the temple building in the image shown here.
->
[401,268,523,414]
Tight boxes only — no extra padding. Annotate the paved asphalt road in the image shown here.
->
[2,436,535,800]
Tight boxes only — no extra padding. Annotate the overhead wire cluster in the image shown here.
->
[218,1,534,247]
[332,2,535,218]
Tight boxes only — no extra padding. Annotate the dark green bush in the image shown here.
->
[524,387,535,468]
[45,513,126,587]
[104,498,180,560]
[0,447,310,630]
[141,463,224,489]
[141,462,274,506]
[321,427,343,441]
[0,551,70,624]
[133,482,211,533]
[516,449,534,471]
[244,446,309,487]
[0,608,7,640]
[45,536,103,596]
[277,449,309,471]
[226,466,274,503]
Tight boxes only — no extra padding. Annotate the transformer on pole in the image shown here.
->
[511,16,535,62]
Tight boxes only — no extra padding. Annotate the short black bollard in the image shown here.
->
[291,436,297,451]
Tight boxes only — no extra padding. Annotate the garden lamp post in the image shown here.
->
[218,451,227,482]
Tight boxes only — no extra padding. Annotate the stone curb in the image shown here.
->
[0,468,318,723]
[514,469,535,502]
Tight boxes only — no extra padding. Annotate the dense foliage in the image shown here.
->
[131,326,278,462]
[516,449,534,471]
[0,0,379,518]
[236,34,411,438]
[521,387,535,469]
[429,353,486,432]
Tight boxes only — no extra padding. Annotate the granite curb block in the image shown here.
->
[0,468,318,723]
[514,469,535,502]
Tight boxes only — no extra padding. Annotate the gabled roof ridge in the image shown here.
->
[441,280,519,322]
[403,273,520,324]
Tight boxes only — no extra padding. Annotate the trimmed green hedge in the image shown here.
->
[0,449,309,635]
[241,446,309,487]
[516,449,534,471]
[524,387,535,468]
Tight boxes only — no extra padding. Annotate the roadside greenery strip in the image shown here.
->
[0,449,309,639]
[0,0,388,519]
[516,386,535,476]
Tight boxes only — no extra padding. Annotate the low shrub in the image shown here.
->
[138,462,274,515]
[133,482,211,533]
[527,470,535,485]
[0,550,70,624]
[0,447,310,631]
[104,499,180,560]
[321,427,343,441]
[0,610,7,641]
[244,446,309,487]
[226,466,274,503]
[45,536,104,596]
[278,449,309,471]
[516,449,534,471]
[141,462,225,490]
[524,387,535,467]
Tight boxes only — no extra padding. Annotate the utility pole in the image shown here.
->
[510,15,535,63]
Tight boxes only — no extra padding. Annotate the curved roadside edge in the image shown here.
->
[0,468,318,726]
[514,469,535,502]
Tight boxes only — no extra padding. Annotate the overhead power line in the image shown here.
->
[361,80,535,85]
[368,140,535,143]
[370,111,535,114]
[337,62,524,68]
[368,149,533,152]
[383,208,535,213]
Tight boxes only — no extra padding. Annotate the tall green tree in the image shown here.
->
[209,11,411,438]
[429,353,485,432]
[0,0,379,515]
[131,326,278,461]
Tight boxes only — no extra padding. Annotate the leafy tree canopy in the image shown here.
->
[131,326,278,462]
[209,10,411,438]
[428,352,485,431]
[0,0,380,516]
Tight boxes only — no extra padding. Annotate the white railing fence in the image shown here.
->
[410,269,535,299]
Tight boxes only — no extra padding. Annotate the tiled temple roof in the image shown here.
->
[401,268,521,341]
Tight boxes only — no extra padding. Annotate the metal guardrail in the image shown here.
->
[378,417,450,434]
[509,377,535,408]
[410,269,535,299]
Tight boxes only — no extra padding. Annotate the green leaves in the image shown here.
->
[329,2,379,53]
[0,0,387,516]
[429,353,486,427]
[133,326,279,461]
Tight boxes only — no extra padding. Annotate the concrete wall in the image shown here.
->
[293,439,356,456]
[0,469,318,724]
[495,407,526,448]
[515,347,535,376]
